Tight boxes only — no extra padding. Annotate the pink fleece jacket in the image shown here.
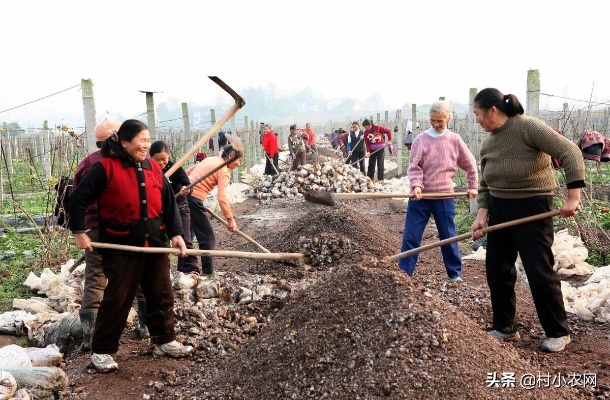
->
[407,130,478,193]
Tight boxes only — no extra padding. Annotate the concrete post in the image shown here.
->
[562,102,570,139]
[12,137,18,160]
[469,88,478,215]
[42,121,51,181]
[244,131,250,173]
[526,69,540,118]
[396,109,403,177]
[4,134,13,174]
[144,92,157,141]
[181,102,191,152]
[81,79,97,154]
[209,109,218,155]
[468,88,478,156]
[0,139,3,204]
[411,104,417,135]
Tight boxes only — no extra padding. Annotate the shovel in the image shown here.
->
[386,210,561,262]
[305,191,469,207]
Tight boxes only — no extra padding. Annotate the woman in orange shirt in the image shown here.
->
[186,145,242,275]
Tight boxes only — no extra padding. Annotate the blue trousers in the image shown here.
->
[399,198,461,278]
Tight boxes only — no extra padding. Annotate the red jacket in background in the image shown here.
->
[301,128,316,146]
[262,131,279,155]
[364,125,392,153]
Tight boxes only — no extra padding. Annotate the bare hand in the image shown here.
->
[470,208,489,240]
[75,232,93,252]
[560,198,580,217]
[412,187,422,201]
[171,235,187,257]
[365,152,370,158]
[178,186,190,198]
[227,218,238,233]
[466,188,478,199]
[560,188,582,217]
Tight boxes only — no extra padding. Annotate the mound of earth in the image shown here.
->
[196,261,581,399]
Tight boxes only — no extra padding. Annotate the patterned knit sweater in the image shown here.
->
[478,114,585,209]
[408,129,478,193]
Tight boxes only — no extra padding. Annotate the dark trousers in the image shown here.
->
[367,148,385,181]
[290,151,307,170]
[187,195,216,274]
[349,153,365,174]
[176,200,200,273]
[81,228,106,310]
[399,198,461,278]
[264,153,279,175]
[92,252,175,354]
[486,195,569,338]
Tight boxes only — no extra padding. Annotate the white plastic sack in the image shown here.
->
[0,345,32,368]
[0,371,17,400]
[24,344,63,367]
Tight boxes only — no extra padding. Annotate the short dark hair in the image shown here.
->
[362,119,372,126]
[150,140,169,156]
[221,144,238,160]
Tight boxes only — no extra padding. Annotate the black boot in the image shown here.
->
[136,298,150,339]
[79,308,97,352]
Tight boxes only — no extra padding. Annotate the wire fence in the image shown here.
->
[1,77,609,262]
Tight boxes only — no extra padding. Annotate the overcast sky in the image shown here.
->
[2,0,610,129]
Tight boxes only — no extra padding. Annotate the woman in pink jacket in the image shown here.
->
[399,101,478,282]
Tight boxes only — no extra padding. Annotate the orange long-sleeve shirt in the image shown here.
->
[186,156,233,220]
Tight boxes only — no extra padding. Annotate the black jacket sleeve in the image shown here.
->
[169,166,191,192]
[162,175,184,239]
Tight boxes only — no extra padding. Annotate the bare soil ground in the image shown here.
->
[2,151,610,399]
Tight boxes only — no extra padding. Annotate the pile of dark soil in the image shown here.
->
[196,260,581,399]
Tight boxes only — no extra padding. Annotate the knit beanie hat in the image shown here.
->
[578,130,605,161]
[94,119,121,142]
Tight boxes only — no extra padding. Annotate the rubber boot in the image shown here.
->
[79,308,97,352]
[136,298,150,339]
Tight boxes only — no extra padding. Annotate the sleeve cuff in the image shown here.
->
[566,180,585,189]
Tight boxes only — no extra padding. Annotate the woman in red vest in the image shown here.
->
[70,119,194,372]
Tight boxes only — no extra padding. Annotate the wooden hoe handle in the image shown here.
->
[387,210,561,262]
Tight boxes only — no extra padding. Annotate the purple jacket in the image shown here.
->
[73,150,103,229]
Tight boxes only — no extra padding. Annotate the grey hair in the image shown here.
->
[429,101,452,118]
